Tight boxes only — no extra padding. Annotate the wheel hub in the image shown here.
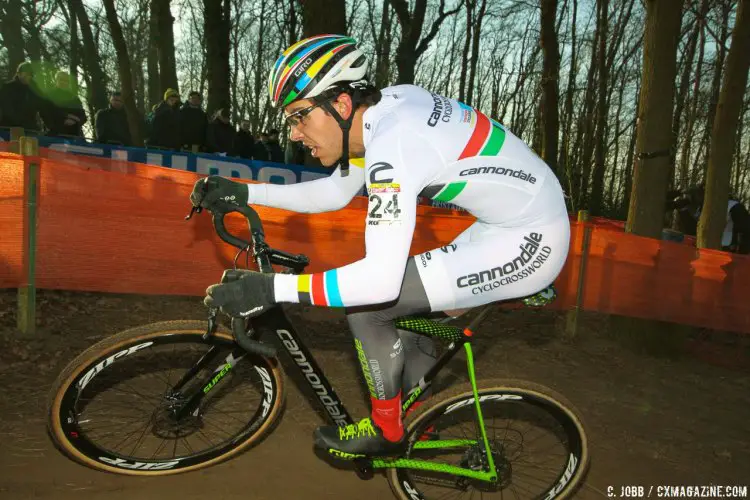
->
[151,395,203,439]
[456,441,512,492]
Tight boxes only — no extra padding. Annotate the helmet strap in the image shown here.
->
[320,90,362,178]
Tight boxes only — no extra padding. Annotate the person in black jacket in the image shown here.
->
[94,91,132,146]
[264,128,284,163]
[40,71,87,138]
[206,108,236,156]
[179,91,208,151]
[0,61,44,133]
[149,88,182,150]
[235,119,256,159]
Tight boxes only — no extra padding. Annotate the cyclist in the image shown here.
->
[190,34,570,457]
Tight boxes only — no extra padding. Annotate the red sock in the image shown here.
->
[371,391,404,442]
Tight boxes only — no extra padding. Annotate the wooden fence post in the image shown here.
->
[17,135,39,337]
[9,127,24,153]
[565,210,592,339]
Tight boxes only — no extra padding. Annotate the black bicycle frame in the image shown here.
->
[181,202,485,478]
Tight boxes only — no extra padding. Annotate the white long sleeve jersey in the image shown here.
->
[247,84,568,308]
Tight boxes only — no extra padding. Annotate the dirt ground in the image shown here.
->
[0,288,749,500]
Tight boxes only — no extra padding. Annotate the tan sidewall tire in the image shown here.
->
[387,378,589,500]
[47,320,285,476]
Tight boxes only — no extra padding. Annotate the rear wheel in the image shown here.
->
[47,320,285,475]
[387,379,589,499]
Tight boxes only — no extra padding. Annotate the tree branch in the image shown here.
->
[416,1,462,56]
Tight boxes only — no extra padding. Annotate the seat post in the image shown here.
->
[464,304,495,334]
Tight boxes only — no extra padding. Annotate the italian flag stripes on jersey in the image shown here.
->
[297,270,344,307]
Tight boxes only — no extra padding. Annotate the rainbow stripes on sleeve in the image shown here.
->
[296,270,344,307]
[458,109,506,160]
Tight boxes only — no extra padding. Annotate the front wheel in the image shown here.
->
[47,320,285,475]
[387,379,589,500]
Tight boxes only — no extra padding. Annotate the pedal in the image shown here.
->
[522,284,557,307]
[353,459,374,480]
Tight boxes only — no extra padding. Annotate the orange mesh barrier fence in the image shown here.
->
[0,150,472,296]
[1,149,749,334]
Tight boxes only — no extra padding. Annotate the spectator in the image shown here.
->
[94,91,132,146]
[235,119,256,159]
[206,108,236,156]
[285,137,311,166]
[264,128,284,163]
[0,61,45,133]
[669,184,750,254]
[149,88,182,150]
[180,90,208,152]
[41,70,87,138]
[254,132,269,161]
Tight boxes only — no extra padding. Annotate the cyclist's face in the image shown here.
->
[284,97,345,167]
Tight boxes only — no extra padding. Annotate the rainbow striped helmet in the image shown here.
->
[268,34,368,109]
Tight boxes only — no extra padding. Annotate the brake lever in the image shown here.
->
[185,205,203,220]
[203,307,219,340]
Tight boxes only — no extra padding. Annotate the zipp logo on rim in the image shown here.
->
[99,456,180,470]
[403,480,423,500]
[445,394,523,413]
[78,342,154,391]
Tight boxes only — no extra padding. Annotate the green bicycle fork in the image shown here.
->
[373,342,499,484]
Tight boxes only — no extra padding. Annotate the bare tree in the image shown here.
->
[69,0,107,114]
[302,0,346,36]
[367,0,394,88]
[588,0,609,215]
[147,0,161,109]
[154,0,178,93]
[388,0,462,84]
[626,1,683,238]
[102,0,143,146]
[698,0,734,182]
[466,0,487,105]
[540,0,560,175]
[204,0,231,116]
[698,0,750,248]
[0,0,26,74]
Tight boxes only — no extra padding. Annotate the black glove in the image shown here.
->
[204,269,276,318]
[190,175,249,210]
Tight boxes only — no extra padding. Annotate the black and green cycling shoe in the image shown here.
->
[314,418,407,459]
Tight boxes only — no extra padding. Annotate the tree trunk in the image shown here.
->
[622,89,639,214]
[374,0,392,88]
[102,0,143,146]
[698,0,750,249]
[559,0,577,191]
[679,17,706,191]
[66,0,79,84]
[589,0,609,216]
[303,0,346,37]
[204,0,231,117]
[153,0,178,92]
[288,0,298,46]
[540,0,561,175]
[252,1,266,133]
[701,0,733,177]
[576,22,601,208]
[1,0,26,72]
[466,0,487,106]
[147,0,161,110]
[625,0,683,238]
[458,0,472,102]
[672,0,709,189]
[389,0,461,84]
[70,0,108,114]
